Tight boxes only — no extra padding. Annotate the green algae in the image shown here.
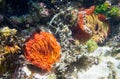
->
[86,40,98,52]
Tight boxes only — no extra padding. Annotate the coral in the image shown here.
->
[72,6,110,43]
[10,2,50,23]
[0,57,6,74]
[24,31,61,71]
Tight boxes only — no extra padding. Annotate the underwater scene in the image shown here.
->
[0,0,120,79]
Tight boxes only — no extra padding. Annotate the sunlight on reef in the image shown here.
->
[78,56,120,79]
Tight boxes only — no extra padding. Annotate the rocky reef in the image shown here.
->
[0,0,120,79]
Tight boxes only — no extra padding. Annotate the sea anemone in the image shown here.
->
[24,31,61,71]
[0,27,22,55]
[72,6,110,43]
[4,45,21,54]
[85,13,110,43]
[0,27,22,75]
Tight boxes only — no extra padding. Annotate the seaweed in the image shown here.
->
[95,1,120,19]
[86,40,98,52]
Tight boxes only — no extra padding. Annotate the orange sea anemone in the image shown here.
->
[24,31,61,71]
[72,5,110,43]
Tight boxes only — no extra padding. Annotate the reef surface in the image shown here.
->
[0,0,120,79]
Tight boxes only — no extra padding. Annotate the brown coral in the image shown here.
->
[24,31,61,71]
